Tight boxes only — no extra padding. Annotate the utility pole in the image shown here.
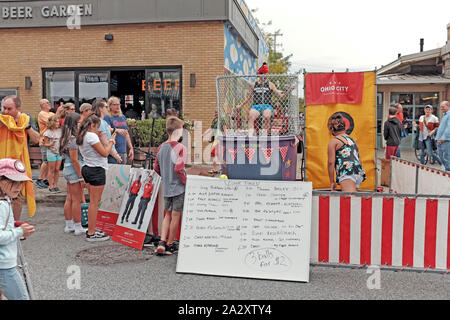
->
[267,31,283,54]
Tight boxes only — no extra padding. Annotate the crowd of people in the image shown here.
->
[0,94,189,299]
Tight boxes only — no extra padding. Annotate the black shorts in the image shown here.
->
[82,166,106,186]
[164,193,185,212]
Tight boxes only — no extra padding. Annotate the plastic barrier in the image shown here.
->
[311,192,450,272]
[390,157,450,195]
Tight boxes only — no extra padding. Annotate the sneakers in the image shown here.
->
[155,241,167,255]
[155,240,178,255]
[74,226,88,236]
[143,234,160,247]
[49,187,60,193]
[166,242,179,255]
[35,179,47,189]
[64,225,75,233]
[86,230,110,242]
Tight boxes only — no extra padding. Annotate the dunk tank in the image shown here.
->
[216,74,301,180]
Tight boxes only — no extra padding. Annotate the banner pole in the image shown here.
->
[374,69,379,190]
[303,69,308,183]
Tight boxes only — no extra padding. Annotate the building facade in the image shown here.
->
[0,0,268,130]
[376,23,450,149]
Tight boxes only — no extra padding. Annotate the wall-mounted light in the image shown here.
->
[25,77,32,90]
[190,73,196,88]
[105,33,114,41]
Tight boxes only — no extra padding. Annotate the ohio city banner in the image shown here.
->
[305,71,376,190]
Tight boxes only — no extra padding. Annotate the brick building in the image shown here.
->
[0,0,268,133]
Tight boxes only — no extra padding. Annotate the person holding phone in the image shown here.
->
[104,97,134,164]
[77,115,117,242]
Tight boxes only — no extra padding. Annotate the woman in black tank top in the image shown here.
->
[327,113,366,192]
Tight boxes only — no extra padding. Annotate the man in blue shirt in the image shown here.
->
[104,97,134,164]
[436,101,450,172]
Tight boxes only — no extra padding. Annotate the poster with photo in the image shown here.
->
[112,168,161,249]
[96,164,131,236]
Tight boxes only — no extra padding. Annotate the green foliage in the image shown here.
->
[127,119,168,147]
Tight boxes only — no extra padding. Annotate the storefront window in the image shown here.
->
[146,69,181,118]
[0,89,18,103]
[44,71,75,112]
[390,92,440,148]
[78,72,109,105]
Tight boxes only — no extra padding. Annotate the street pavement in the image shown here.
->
[8,152,449,300]
[18,203,449,300]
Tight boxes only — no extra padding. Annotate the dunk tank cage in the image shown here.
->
[216,74,301,180]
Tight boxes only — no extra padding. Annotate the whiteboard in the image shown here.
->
[176,176,312,282]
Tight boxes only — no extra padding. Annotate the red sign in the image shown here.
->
[96,211,119,236]
[305,72,364,106]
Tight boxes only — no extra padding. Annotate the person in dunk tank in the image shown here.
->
[327,113,366,192]
[237,62,294,136]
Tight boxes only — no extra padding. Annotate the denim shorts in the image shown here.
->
[339,174,364,188]
[164,193,185,212]
[47,151,62,162]
[0,267,29,300]
[63,165,80,184]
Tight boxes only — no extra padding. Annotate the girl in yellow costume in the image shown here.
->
[0,113,36,217]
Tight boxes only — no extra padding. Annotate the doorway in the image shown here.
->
[110,70,145,119]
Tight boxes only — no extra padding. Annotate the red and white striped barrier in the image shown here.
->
[390,157,450,195]
[311,193,450,271]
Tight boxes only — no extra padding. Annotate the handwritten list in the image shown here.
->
[176,176,312,282]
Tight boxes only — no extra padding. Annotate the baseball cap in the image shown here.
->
[257,62,269,74]
[425,104,433,109]
[0,159,31,181]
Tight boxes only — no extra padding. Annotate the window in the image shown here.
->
[43,67,182,117]
[78,72,109,105]
[0,89,18,103]
[376,92,383,134]
[44,71,75,112]
[390,92,440,148]
[146,69,181,117]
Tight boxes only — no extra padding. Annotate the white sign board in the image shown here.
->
[176,176,312,282]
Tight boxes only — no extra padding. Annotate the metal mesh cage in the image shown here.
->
[216,74,300,137]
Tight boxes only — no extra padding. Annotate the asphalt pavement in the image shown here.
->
[16,203,449,300]
[8,153,448,301]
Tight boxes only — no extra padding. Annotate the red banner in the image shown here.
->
[305,72,364,105]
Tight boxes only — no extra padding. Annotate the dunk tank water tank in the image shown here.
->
[216,73,301,180]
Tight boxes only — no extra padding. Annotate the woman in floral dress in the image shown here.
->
[327,113,366,192]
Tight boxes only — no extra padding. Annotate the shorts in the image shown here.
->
[251,104,274,115]
[47,151,62,162]
[82,166,106,186]
[339,174,364,188]
[63,165,81,184]
[164,193,185,212]
[40,146,48,162]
